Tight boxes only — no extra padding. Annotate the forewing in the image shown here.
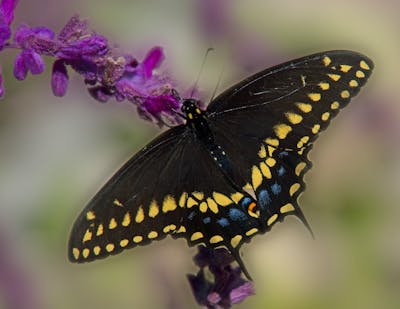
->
[206,50,373,229]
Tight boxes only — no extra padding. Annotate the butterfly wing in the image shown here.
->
[68,125,261,266]
[206,50,373,232]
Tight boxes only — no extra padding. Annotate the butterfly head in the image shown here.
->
[181,99,204,120]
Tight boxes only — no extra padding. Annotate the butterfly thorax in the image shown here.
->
[182,99,234,176]
[182,99,213,143]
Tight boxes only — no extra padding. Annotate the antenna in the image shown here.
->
[190,47,214,98]
[209,61,225,103]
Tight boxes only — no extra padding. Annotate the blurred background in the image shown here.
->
[0,0,399,308]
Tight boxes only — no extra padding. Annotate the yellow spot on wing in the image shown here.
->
[340,64,352,72]
[285,112,303,124]
[163,224,176,233]
[231,235,243,248]
[308,93,321,102]
[265,138,279,147]
[245,228,258,236]
[82,229,92,243]
[122,212,131,227]
[251,166,263,191]
[341,90,350,99]
[210,235,223,244]
[322,56,331,66]
[290,183,301,196]
[331,101,340,110]
[327,73,341,81]
[135,206,144,223]
[133,236,143,243]
[230,192,244,204]
[191,232,204,241]
[149,200,159,218]
[280,203,295,213]
[148,231,158,239]
[360,60,370,70]
[106,243,115,252]
[296,102,312,113]
[274,124,292,139]
[96,224,103,236]
[192,192,204,200]
[187,197,198,208]
[179,192,188,207]
[267,214,278,226]
[311,124,320,134]
[176,226,186,233]
[163,195,177,213]
[297,136,310,149]
[206,198,219,213]
[72,248,80,260]
[349,80,358,87]
[295,162,307,176]
[86,211,95,220]
[93,246,101,256]
[356,70,365,78]
[120,239,129,247]
[258,144,267,158]
[266,157,276,167]
[321,112,330,121]
[82,248,90,258]
[113,199,123,207]
[199,202,208,213]
[109,218,117,229]
[213,192,232,206]
[319,82,330,90]
[260,162,272,179]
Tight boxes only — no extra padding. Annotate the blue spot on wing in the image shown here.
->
[271,182,281,195]
[241,197,252,207]
[203,217,211,224]
[229,208,246,221]
[278,151,289,157]
[217,218,230,227]
[258,190,271,210]
[278,166,286,176]
[188,211,196,220]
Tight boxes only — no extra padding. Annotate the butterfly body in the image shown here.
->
[68,51,373,279]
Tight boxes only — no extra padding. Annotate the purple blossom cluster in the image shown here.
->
[188,246,255,309]
[0,0,182,126]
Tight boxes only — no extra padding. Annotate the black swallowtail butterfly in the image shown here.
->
[68,50,373,279]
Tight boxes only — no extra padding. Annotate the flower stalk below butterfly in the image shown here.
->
[0,0,182,126]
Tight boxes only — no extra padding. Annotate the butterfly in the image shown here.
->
[68,50,373,279]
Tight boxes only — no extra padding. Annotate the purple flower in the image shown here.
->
[0,0,18,50]
[187,246,255,309]
[51,59,68,96]
[0,6,183,125]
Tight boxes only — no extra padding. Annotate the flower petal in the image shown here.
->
[57,15,88,42]
[229,282,255,304]
[22,49,44,74]
[57,35,108,60]
[0,24,11,50]
[142,46,164,78]
[88,86,112,103]
[51,59,69,96]
[13,52,27,80]
[0,0,19,25]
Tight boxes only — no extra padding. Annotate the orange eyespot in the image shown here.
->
[247,202,260,218]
